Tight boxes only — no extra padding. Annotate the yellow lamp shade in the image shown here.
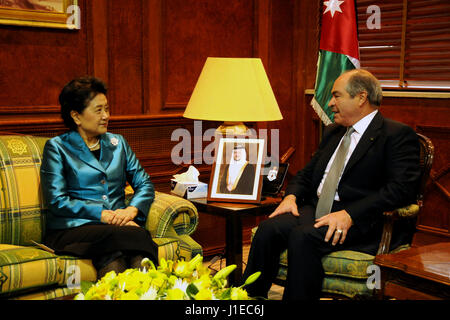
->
[183,57,283,122]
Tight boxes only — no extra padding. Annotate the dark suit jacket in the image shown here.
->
[285,112,420,236]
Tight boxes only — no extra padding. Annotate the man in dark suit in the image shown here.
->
[243,69,420,300]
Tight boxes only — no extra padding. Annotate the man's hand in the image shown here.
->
[110,206,139,226]
[269,194,299,218]
[314,210,353,245]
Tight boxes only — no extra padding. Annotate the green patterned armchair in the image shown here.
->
[0,134,202,299]
[252,133,434,299]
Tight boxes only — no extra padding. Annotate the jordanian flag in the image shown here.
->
[312,0,360,125]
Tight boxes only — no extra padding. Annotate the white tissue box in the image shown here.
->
[170,180,208,199]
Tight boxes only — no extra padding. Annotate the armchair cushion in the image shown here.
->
[322,250,375,279]
[0,244,59,297]
[0,136,49,246]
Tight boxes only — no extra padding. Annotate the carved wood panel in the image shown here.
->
[416,126,450,239]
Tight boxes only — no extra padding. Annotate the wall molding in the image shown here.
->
[0,105,60,114]
[305,88,450,99]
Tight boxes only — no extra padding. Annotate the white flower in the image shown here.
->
[172,278,189,293]
[140,286,159,300]
[110,137,119,146]
[74,293,85,300]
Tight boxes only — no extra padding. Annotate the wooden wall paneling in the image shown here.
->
[89,0,109,82]
[290,0,321,174]
[0,0,89,115]
[262,0,293,166]
[379,98,450,242]
[161,0,255,112]
[143,0,162,115]
[255,0,270,65]
[415,125,450,240]
[107,0,144,115]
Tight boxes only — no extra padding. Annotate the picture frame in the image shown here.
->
[0,0,80,29]
[208,137,265,204]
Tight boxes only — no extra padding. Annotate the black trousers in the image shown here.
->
[44,224,159,270]
[242,205,381,300]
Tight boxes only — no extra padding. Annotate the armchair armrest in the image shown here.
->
[145,191,198,238]
[125,187,201,261]
[383,203,420,219]
[377,203,420,255]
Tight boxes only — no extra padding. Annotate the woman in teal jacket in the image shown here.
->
[41,77,158,279]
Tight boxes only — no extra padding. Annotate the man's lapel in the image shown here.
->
[342,111,384,177]
[67,131,106,174]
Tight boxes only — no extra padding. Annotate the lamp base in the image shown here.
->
[216,122,250,136]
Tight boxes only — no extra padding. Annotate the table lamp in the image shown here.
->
[183,57,283,135]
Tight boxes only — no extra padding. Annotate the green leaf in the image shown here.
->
[186,283,199,300]
[80,281,94,295]
[219,288,232,300]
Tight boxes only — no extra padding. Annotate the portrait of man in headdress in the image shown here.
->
[218,143,256,195]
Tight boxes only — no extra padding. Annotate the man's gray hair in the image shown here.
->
[344,69,383,107]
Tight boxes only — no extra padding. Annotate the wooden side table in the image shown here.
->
[190,197,281,286]
[374,242,450,300]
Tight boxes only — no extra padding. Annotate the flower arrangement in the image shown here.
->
[74,254,260,300]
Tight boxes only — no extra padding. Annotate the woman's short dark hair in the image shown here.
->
[59,76,108,130]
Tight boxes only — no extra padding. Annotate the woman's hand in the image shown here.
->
[110,206,139,226]
[101,210,116,224]
[124,220,139,227]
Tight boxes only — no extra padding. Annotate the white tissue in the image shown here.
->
[172,165,200,183]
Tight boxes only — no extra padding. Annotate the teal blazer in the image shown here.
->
[41,131,154,230]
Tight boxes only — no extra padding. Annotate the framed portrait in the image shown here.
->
[208,137,265,204]
[0,0,80,29]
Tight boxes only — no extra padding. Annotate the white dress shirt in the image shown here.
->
[317,110,378,201]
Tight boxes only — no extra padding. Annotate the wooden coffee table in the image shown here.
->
[374,242,450,300]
